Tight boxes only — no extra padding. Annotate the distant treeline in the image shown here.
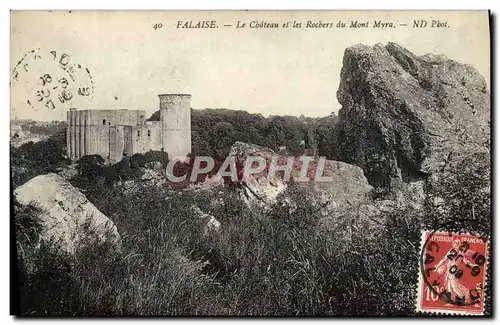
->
[149,108,339,158]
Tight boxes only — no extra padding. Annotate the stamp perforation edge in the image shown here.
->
[415,230,490,316]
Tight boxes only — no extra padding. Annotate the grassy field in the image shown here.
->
[12,132,490,316]
[15,178,429,316]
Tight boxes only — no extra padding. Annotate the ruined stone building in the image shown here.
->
[66,94,192,164]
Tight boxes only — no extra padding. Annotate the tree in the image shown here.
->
[211,121,235,156]
[143,150,169,169]
[145,108,339,158]
[76,155,105,180]
[129,153,147,168]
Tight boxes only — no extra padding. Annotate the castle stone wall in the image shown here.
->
[159,94,192,159]
[92,125,112,162]
[84,109,145,127]
[67,94,192,164]
[131,122,163,154]
[67,109,73,159]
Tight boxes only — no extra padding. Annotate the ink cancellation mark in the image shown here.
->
[11,49,94,112]
[417,220,489,315]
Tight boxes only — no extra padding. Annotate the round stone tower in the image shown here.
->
[158,94,192,159]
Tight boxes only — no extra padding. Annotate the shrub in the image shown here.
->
[129,153,147,169]
[76,155,105,180]
[424,151,491,233]
[143,150,169,169]
[11,130,70,187]
[129,151,169,169]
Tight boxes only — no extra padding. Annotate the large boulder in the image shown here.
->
[14,173,121,254]
[190,205,221,236]
[228,141,277,158]
[57,164,79,180]
[141,168,167,186]
[310,160,373,213]
[335,42,490,188]
[228,141,374,211]
[229,141,287,205]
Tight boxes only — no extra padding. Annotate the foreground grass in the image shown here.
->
[14,149,491,316]
[15,178,426,316]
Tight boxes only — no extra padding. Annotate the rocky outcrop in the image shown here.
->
[57,164,79,180]
[229,141,374,212]
[229,142,287,205]
[336,42,490,188]
[229,141,277,158]
[14,173,121,254]
[191,205,221,236]
[141,168,166,186]
[310,160,373,212]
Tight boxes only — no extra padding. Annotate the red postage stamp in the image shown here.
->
[417,231,489,315]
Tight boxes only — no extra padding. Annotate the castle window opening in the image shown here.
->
[102,119,106,125]
[137,130,140,137]
[148,130,151,137]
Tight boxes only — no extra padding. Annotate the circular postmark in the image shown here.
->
[419,218,489,313]
[11,48,94,113]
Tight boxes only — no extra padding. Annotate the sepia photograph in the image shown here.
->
[9,10,491,316]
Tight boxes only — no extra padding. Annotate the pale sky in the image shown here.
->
[10,10,490,121]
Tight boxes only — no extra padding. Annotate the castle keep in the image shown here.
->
[67,94,192,164]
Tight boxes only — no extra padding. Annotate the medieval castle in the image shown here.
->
[66,94,192,164]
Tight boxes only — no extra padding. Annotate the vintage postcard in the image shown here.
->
[10,10,491,316]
